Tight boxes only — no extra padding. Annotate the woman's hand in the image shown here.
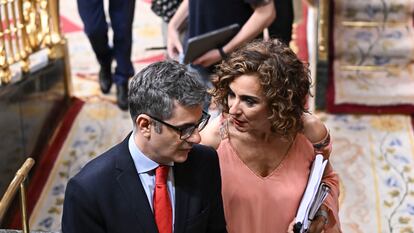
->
[286,215,326,233]
[286,219,295,233]
[287,205,329,233]
[166,0,188,59]
[308,205,329,233]
[167,27,183,60]
[308,216,326,233]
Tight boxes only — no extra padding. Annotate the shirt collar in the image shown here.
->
[128,133,173,174]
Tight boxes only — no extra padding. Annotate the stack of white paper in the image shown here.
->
[293,154,330,233]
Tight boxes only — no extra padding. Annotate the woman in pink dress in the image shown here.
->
[201,39,341,233]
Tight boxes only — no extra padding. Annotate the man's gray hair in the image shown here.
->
[128,60,208,126]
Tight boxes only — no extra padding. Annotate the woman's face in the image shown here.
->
[227,74,272,133]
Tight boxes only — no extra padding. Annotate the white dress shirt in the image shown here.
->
[128,134,176,228]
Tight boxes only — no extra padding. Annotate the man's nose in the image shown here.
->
[185,128,201,144]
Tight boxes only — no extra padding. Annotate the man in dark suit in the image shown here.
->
[62,60,227,233]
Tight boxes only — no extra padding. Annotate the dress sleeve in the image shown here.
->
[315,128,341,232]
[321,162,342,232]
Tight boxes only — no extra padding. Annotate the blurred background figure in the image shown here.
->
[167,0,275,112]
[267,0,294,45]
[167,0,275,69]
[77,0,136,110]
[151,0,184,51]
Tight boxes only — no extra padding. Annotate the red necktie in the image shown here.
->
[153,165,172,233]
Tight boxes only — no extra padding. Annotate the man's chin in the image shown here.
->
[174,150,190,163]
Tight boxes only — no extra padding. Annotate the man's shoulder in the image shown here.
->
[182,144,219,169]
[71,142,125,184]
[189,144,217,158]
[176,144,221,190]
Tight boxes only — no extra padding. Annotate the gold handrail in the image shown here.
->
[0,0,71,91]
[0,157,35,233]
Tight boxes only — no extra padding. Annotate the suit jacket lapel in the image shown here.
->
[115,135,158,233]
[173,163,190,233]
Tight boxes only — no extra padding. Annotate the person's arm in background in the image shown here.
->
[192,0,276,67]
[167,0,189,59]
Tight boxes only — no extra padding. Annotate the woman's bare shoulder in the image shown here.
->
[200,114,223,149]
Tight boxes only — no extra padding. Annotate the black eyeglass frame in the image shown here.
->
[147,111,211,140]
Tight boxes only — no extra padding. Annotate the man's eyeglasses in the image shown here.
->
[147,111,211,140]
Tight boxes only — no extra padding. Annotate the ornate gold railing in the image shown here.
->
[0,0,72,94]
[0,158,35,233]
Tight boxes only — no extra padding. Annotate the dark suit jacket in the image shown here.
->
[62,135,227,233]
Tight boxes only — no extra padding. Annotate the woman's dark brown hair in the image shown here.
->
[212,39,311,137]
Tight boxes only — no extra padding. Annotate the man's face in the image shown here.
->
[145,103,204,164]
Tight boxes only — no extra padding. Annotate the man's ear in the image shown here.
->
[136,114,152,138]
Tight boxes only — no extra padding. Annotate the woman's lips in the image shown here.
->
[232,117,245,126]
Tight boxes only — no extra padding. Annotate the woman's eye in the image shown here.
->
[245,99,256,106]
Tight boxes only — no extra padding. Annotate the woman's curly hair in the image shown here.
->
[212,39,311,137]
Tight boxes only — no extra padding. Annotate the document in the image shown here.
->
[293,154,330,233]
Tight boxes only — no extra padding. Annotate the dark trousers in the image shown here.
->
[77,0,136,85]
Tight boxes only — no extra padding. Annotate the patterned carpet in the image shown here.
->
[324,114,414,233]
[29,101,131,230]
[24,0,414,232]
[330,0,414,110]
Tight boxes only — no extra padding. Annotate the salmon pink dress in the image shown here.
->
[217,119,340,233]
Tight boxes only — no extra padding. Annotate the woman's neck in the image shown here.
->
[231,125,288,145]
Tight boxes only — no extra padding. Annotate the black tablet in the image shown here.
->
[183,24,240,64]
